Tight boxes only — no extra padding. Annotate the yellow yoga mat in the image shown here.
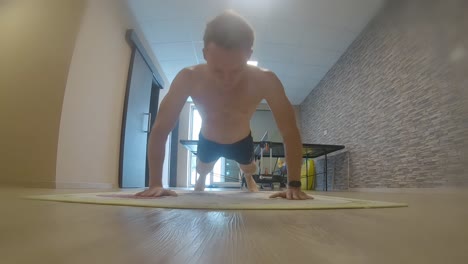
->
[26,190,407,210]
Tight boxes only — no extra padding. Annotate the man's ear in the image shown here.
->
[203,47,207,61]
[245,48,253,60]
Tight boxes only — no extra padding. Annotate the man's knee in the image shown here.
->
[239,162,257,175]
[196,159,215,175]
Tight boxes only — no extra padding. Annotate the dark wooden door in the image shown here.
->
[119,50,153,188]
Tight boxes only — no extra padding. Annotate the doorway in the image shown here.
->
[119,29,164,188]
[144,80,162,186]
[188,105,240,188]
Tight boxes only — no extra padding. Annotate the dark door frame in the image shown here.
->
[120,29,180,188]
[169,121,179,187]
[125,29,164,86]
[119,29,164,188]
[144,79,162,186]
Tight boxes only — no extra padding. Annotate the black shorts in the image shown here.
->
[197,132,254,165]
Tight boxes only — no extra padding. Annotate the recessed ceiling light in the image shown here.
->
[247,60,258,66]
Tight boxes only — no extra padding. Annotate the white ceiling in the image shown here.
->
[127,0,385,105]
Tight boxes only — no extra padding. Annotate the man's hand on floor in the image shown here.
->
[135,187,178,197]
[269,187,313,200]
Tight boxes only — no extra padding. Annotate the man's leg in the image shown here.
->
[239,162,259,192]
[195,158,216,191]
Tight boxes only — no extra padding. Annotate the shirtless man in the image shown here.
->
[136,11,312,200]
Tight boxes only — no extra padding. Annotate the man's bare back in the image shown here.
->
[190,64,268,143]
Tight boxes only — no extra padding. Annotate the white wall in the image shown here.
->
[250,110,281,141]
[251,103,302,141]
[56,0,169,188]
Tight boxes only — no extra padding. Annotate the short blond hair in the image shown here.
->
[203,10,254,50]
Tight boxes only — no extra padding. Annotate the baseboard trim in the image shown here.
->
[0,180,56,189]
[349,187,468,193]
[0,180,115,189]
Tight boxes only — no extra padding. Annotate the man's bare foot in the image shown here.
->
[245,175,259,192]
[194,177,206,191]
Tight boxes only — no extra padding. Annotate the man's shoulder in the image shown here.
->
[177,64,208,80]
[183,64,207,74]
[248,66,280,85]
[173,64,207,84]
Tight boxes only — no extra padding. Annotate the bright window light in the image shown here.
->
[247,60,258,66]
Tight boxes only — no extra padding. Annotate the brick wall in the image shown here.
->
[300,0,467,189]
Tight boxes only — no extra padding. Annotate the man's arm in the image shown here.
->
[136,68,191,196]
[264,71,312,200]
[264,72,302,182]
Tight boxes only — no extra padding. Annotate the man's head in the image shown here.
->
[203,10,254,50]
[203,10,254,87]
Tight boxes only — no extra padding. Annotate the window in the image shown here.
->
[188,105,227,186]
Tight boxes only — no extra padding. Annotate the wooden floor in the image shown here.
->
[0,187,467,264]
